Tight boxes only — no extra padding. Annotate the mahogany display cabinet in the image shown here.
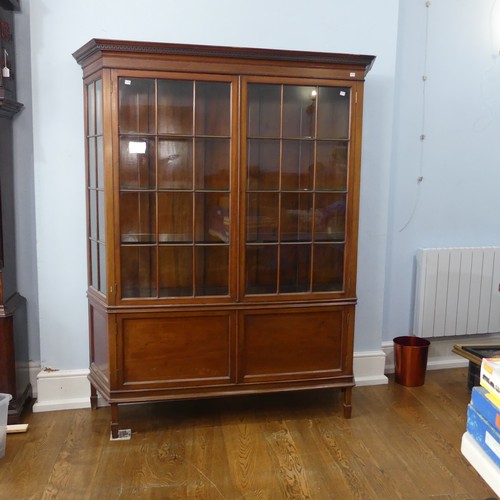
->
[73,39,375,437]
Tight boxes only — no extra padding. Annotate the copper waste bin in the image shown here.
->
[393,336,430,387]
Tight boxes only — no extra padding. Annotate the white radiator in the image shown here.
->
[413,247,500,338]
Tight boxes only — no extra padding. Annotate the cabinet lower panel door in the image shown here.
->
[238,307,350,383]
[117,313,234,388]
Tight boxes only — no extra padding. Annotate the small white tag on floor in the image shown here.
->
[110,429,132,441]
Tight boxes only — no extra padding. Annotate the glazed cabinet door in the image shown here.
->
[242,78,357,300]
[114,72,238,304]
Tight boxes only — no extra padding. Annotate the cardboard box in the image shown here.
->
[467,404,500,468]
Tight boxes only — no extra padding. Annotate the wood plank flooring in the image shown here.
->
[0,368,497,499]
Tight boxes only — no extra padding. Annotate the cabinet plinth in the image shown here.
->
[74,39,374,437]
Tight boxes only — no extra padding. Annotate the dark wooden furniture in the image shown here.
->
[453,343,500,390]
[0,0,31,424]
[73,39,375,438]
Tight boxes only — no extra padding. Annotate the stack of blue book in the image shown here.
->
[467,365,500,467]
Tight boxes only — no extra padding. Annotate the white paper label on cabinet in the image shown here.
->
[124,79,132,85]
[340,91,346,97]
[129,141,147,154]
[350,72,356,77]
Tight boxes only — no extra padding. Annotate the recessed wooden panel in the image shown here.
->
[120,314,232,385]
[240,308,345,382]
[90,305,109,380]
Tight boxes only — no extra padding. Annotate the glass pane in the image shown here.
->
[88,138,96,188]
[98,190,106,242]
[95,79,103,136]
[96,136,104,190]
[195,246,229,296]
[246,245,277,294]
[90,240,98,289]
[247,84,281,138]
[119,78,155,134]
[280,192,313,242]
[246,192,278,242]
[313,244,344,292]
[315,193,346,241]
[317,87,350,139]
[158,139,192,189]
[247,140,280,190]
[196,193,229,243]
[99,243,107,294]
[158,79,193,135]
[158,192,193,243]
[87,82,95,136]
[195,138,230,190]
[282,140,314,190]
[89,190,97,240]
[120,192,156,243]
[279,244,311,293]
[121,246,157,298]
[120,137,155,189]
[159,246,193,297]
[316,141,348,191]
[195,82,231,136]
[283,85,316,138]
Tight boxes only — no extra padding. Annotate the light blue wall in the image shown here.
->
[383,1,500,342]
[18,0,399,368]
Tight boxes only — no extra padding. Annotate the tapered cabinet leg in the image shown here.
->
[90,384,98,410]
[110,404,119,439]
[343,387,352,418]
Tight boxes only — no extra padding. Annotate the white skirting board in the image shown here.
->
[461,432,500,496]
[32,368,91,413]
[31,350,389,412]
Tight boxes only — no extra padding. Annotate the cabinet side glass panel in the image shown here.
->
[245,81,351,296]
[87,79,106,295]
[118,76,232,300]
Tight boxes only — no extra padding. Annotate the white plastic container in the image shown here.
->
[0,393,12,458]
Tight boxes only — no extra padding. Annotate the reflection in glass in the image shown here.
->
[121,246,157,298]
[195,246,229,296]
[279,245,311,293]
[98,191,106,242]
[95,79,103,136]
[247,84,281,137]
[315,193,346,241]
[88,138,96,189]
[280,193,313,242]
[196,192,229,243]
[99,243,107,294]
[89,190,97,240]
[281,140,314,190]
[158,139,193,189]
[317,86,350,139]
[87,82,95,136]
[119,137,155,189]
[120,192,156,243]
[247,140,280,190]
[247,192,278,242]
[96,137,104,189]
[195,82,231,136]
[316,141,348,191]
[90,241,98,289]
[159,246,193,297]
[283,85,316,138]
[119,78,155,134]
[246,245,277,294]
[158,192,193,243]
[158,79,193,135]
[313,244,344,292]
[195,138,230,190]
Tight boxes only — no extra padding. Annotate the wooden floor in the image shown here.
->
[0,368,497,499]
